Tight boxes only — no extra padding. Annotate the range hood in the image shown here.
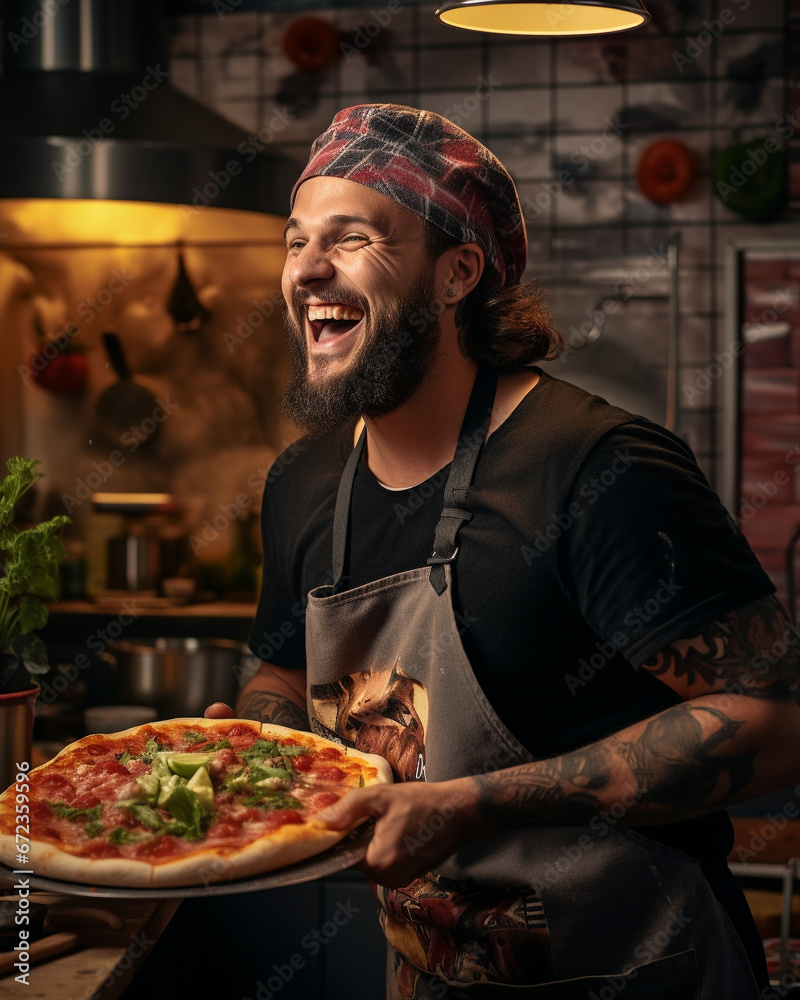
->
[0,0,296,211]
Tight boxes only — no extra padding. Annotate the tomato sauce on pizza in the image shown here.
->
[0,719,391,887]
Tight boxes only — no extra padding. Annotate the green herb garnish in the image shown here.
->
[0,457,71,691]
[45,801,102,824]
[108,826,147,845]
[84,821,104,838]
[137,737,167,763]
[240,739,279,762]
[242,792,301,811]
[123,803,164,830]
[195,739,231,753]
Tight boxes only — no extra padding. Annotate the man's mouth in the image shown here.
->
[306,303,365,346]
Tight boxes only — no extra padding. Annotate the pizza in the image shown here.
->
[0,718,392,888]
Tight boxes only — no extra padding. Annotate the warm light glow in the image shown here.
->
[0,199,286,247]
[435,1,649,35]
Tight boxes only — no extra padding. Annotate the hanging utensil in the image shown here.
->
[167,249,209,334]
[95,332,160,447]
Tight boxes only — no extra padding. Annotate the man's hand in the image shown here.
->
[316,779,496,888]
[204,702,235,719]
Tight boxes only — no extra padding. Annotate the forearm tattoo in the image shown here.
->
[474,703,754,825]
[236,689,310,730]
[641,593,800,704]
[474,596,796,825]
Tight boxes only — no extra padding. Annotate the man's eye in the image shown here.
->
[341,235,369,246]
[287,239,306,250]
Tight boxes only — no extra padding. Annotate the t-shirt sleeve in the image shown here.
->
[247,469,308,670]
[556,420,775,667]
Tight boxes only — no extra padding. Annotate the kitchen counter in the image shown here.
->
[0,876,179,999]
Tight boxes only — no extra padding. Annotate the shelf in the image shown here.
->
[46,600,257,618]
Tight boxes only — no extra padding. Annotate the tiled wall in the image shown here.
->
[168,0,800,489]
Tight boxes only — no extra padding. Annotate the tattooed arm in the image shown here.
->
[204,661,310,729]
[470,593,800,827]
[320,594,800,886]
[236,662,310,728]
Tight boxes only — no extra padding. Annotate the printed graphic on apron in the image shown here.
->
[310,664,429,782]
[376,874,552,998]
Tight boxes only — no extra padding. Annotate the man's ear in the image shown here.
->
[440,243,484,302]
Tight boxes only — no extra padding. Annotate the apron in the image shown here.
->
[304,368,759,999]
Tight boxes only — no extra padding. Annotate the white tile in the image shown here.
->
[555,84,625,132]
[489,41,550,87]
[717,31,786,77]
[554,128,625,179]
[485,85,554,135]
[621,81,712,130]
[556,39,620,85]
[488,134,551,181]
[418,88,488,136]
[338,2,418,48]
[199,11,263,56]
[200,54,259,102]
[716,77,786,128]
[419,45,482,89]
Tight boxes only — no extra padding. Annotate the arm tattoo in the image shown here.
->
[641,594,800,704]
[473,597,794,826]
[607,703,754,810]
[236,689,310,730]
[473,703,754,825]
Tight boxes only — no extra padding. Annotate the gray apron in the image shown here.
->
[304,368,759,999]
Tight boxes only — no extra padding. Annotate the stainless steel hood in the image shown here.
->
[0,0,296,211]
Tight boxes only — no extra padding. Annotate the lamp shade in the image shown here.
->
[435,1,650,35]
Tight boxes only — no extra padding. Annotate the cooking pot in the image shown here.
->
[106,533,161,592]
[102,638,254,718]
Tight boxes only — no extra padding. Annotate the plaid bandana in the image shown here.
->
[290,104,527,291]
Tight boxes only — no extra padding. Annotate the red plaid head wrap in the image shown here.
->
[290,104,527,291]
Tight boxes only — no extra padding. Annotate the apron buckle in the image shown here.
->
[427,547,459,566]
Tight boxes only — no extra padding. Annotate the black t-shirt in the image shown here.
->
[249,371,774,856]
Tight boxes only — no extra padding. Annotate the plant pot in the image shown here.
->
[0,687,38,793]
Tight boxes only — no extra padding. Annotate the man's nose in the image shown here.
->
[286,245,335,286]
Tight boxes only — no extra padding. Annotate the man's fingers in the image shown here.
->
[204,702,235,719]
[317,788,380,830]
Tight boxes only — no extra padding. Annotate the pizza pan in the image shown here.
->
[0,824,372,900]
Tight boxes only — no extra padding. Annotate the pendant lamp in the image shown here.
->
[435,1,650,35]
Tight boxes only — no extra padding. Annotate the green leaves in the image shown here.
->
[0,456,71,690]
[0,457,41,530]
[45,801,103,824]
[10,632,49,675]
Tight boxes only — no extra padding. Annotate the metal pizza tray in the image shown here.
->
[0,824,372,899]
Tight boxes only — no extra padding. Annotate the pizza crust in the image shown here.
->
[0,717,392,887]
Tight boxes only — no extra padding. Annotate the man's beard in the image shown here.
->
[281,276,442,436]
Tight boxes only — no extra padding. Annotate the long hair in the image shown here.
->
[425,225,564,372]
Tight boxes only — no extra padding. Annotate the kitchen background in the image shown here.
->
[1,0,799,611]
[0,2,799,996]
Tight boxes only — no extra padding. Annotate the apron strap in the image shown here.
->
[330,367,498,596]
[427,366,497,595]
[331,424,366,593]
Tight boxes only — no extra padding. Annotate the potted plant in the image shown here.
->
[0,457,70,786]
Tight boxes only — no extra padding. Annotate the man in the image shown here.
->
[208,104,800,998]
